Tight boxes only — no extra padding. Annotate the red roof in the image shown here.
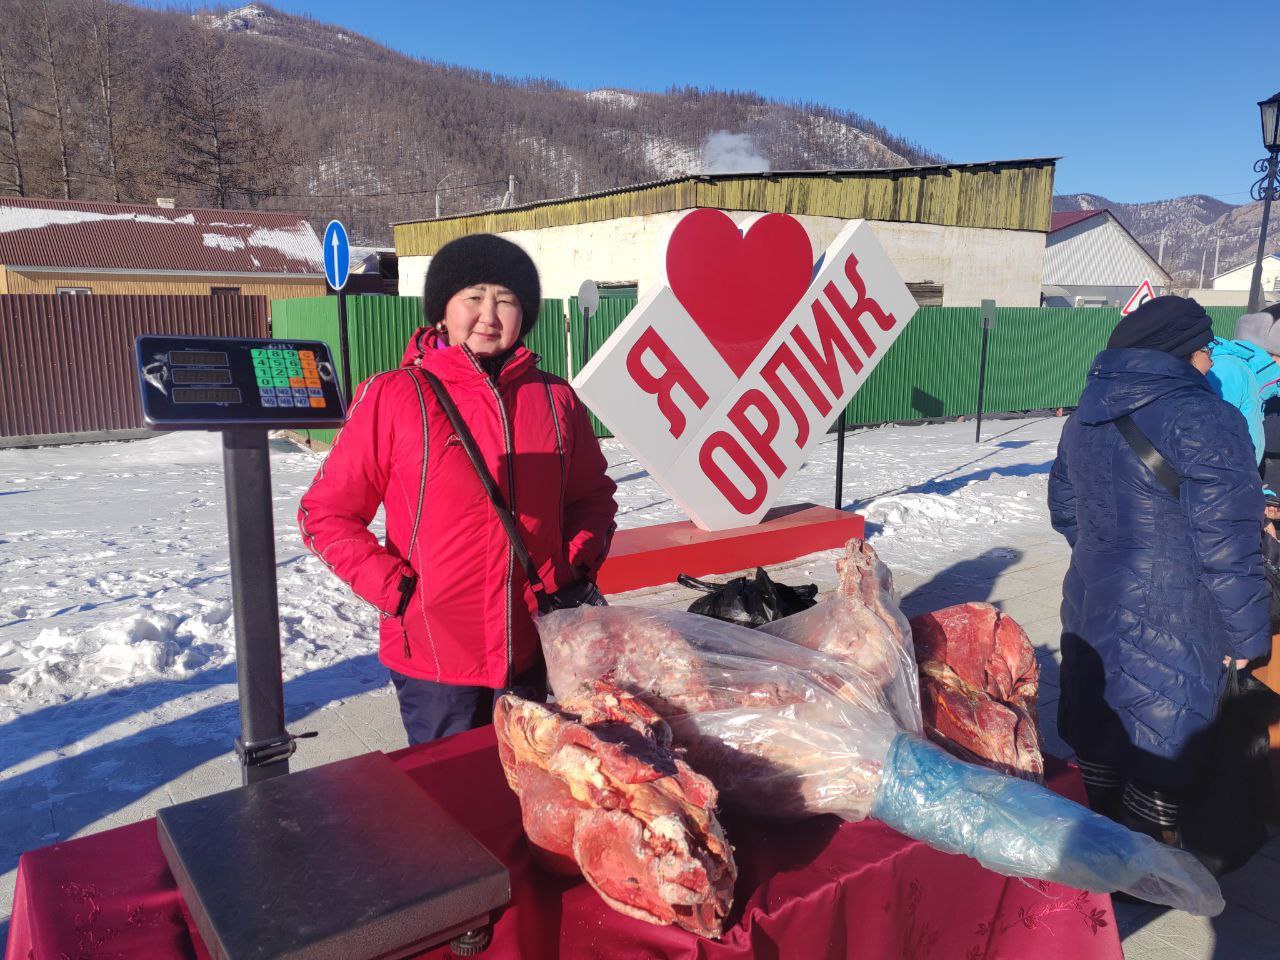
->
[1050,209,1108,232]
[0,197,323,276]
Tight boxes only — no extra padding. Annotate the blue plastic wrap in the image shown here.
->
[871,733,1224,916]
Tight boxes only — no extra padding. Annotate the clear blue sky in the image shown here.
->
[162,0,1276,205]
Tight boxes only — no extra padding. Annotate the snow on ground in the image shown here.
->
[0,415,1062,813]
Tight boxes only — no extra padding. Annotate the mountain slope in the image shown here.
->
[0,1,943,245]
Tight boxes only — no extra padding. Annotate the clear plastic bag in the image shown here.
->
[541,605,902,820]
[538,602,1224,916]
[873,733,1223,916]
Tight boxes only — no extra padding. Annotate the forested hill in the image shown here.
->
[0,1,942,244]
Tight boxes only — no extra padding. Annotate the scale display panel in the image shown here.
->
[137,335,347,429]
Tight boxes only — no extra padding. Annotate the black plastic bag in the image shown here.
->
[677,567,818,627]
[1181,665,1280,876]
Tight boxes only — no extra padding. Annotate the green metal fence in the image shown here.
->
[271,295,424,445]
[569,296,636,436]
[525,299,569,378]
[271,295,1249,446]
[846,305,1246,424]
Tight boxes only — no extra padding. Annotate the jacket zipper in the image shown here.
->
[468,348,519,688]
[401,369,432,662]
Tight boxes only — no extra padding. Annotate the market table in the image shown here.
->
[5,726,1122,960]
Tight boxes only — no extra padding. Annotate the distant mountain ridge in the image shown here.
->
[1054,191,1278,285]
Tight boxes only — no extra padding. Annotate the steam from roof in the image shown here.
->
[699,131,769,174]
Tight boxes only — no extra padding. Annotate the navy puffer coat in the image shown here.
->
[1048,347,1270,787]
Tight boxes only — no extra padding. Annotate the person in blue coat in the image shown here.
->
[1205,309,1280,464]
[1048,296,1270,846]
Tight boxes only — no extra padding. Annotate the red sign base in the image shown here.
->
[596,503,864,595]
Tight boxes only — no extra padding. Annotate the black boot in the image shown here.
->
[1119,781,1183,849]
[1077,757,1126,823]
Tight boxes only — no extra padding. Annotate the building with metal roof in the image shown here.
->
[1211,253,1280,296]
[394,159,1058,307]
[1042,209,1171,307]
[0,197,326,300]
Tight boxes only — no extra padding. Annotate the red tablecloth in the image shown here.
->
[5,728,1122,960]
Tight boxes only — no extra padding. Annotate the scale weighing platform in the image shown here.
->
[135,335,508,959]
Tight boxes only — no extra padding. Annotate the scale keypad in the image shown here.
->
[251,349,326,410]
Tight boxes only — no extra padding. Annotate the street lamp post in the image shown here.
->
[1246,92,1280,312]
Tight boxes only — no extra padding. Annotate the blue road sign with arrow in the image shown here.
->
[323,220,350,291]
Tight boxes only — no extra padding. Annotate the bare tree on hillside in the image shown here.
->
[79,0,153,202]
[27,0,76,198]
[164,28,299,207]
[0,34,25,195]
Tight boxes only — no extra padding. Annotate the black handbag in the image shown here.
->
[1181,664,1280,875]
[421,369,607,616]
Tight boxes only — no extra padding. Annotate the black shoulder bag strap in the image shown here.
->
[1114,414,1183,498]
[420,369,553,614]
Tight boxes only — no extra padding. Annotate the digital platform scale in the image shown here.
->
[135,336,506,959]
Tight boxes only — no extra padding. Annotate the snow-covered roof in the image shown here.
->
[0,197,323,275]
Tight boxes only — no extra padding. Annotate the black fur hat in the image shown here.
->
[423,234,541,337]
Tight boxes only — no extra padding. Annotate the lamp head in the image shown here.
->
[1260,92,1280,153]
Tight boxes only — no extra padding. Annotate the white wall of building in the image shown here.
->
[1213,255,1280,291]
[1183,287,1251,306]
[400,210,1046,307]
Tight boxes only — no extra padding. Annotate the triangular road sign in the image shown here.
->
[1122,279,1156,316]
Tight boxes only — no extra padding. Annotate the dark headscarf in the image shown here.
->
[1106,295,1213,358]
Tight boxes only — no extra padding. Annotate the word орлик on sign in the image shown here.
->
[573,209,917,531]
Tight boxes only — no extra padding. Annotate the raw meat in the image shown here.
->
[909,603,1044,781]
[542,604,902,821]
[761,538,920,731]
[493,683,736,938]
[535,538,1225,917]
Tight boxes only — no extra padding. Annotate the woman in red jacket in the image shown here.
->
[298,234,618,744]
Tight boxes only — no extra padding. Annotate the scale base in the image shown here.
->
[157,751,509,960]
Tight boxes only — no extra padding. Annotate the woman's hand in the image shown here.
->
[1223,656,1250,669]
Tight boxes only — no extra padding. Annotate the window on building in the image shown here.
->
[599,283,638,299]
[211,286,241,296]
[55,286,91,295]
[905,282,943,306]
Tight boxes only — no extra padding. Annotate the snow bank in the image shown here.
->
[103,430,225,465]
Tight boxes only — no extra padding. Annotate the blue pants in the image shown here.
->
[389,661,548,746]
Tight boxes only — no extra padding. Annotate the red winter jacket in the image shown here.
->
[297,328,617,688]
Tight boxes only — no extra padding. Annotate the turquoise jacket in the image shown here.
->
[1206,338,1280,464]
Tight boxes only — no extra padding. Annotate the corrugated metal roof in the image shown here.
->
[395,158,1061,227]
[0,197,323,275]
[395,158,1059,256]
[1050,209,1107,232]
[1045,211,1171,285]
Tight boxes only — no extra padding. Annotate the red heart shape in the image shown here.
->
[666,209,814,377]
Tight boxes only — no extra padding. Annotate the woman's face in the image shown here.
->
[442,284,523,357]
[1190,347,1213,375]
